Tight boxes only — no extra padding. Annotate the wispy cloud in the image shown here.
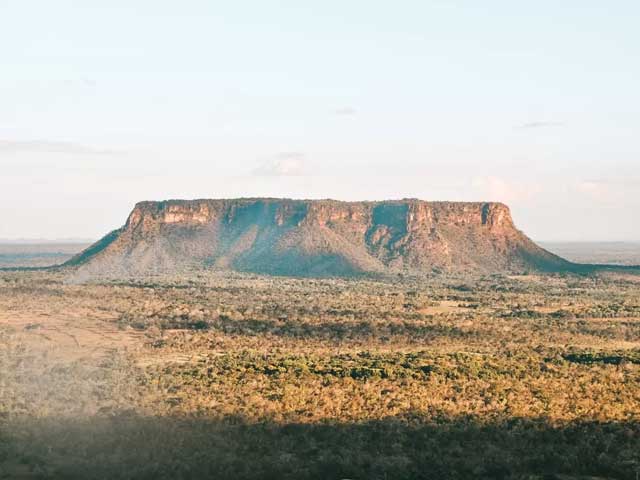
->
[517,121,565,129]
[334,107,357,116]
[472,176,540,203]
[572,177,640,203]
[252,152,307,176]
[587,177,640,188]
[0,140,116,155]
[62,77,97,89]
[572,180,616,203]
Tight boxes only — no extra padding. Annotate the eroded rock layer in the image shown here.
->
[66,198,571,277]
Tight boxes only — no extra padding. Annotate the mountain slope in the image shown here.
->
[65,198,572,277]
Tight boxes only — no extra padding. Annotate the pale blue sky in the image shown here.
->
[1,1,639,240]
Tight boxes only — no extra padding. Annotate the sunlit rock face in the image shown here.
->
[65,198,571,277]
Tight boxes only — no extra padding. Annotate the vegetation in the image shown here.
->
[0,270,639,479]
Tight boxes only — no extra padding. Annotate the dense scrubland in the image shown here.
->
[1,269,639,479]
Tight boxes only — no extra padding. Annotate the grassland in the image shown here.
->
[0,269,639,479]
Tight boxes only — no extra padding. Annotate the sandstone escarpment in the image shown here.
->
[66,198,571,277]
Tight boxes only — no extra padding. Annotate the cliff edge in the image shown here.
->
[65,198,572,277]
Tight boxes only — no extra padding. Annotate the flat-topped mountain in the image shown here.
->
[66,198,572,277]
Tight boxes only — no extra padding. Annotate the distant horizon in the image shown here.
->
[0,195,640,244]
[1,196,639,244]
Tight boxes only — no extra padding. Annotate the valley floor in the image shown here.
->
[1,270,639,479]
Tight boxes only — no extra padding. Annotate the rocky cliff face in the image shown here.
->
[66,198,571,277]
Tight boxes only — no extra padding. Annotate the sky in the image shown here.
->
[1,0,639,241]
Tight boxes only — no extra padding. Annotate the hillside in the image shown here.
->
[65,198,572,277]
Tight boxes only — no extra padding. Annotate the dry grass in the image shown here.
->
[1,270,639,479]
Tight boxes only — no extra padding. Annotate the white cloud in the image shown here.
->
[571,178,640,203]
[575,180,608,198]
[252,152,307,176]
[334,107,357,116]
[471,176,540,203]
[0,140,115,156]
[517,121,565,129]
